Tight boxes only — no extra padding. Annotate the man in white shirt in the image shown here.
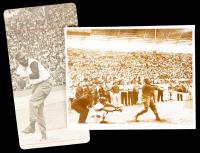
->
[15,52,52,140]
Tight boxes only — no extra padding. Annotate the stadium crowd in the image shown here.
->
[67,48,193,106]
[5,4,78,90]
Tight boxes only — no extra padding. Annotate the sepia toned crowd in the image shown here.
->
[5,4,77,90]
[67,48,193,107]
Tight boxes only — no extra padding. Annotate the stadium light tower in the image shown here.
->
[42,7,48,27]
[154,28,157,51]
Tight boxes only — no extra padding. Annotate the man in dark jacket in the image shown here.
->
[71,88,93,123]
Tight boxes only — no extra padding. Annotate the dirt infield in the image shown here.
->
[68,100,195,129]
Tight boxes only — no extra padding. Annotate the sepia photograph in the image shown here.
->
[4,3,89,149]
[65,26,195,130]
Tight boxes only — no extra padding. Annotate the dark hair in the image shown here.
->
[144,78,151,84]
[15,52,26,60]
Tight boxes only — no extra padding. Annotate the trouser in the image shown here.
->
[29,79,52,135]
[71,102,89,123]
[133,91,138,104]
[121,92,128,106]
[177,93,183,101]
[157,90,163,102]
[163,90,169,101]
[128,91,133,106]
[106,92,111,103]
[136,96,158,117]
[169,91,172,100]
[112,93,121,106]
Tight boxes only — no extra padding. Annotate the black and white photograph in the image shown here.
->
[65,26,195,129]
[4,3,89,149]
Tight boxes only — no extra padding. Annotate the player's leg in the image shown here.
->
[22,85,38,134]
[37,103,47,140]
[23,81,51,137]
[30,81,52,106]
[71,100,89,123]
[149,99,160,121]
[135,97,150,121]
[78,107,89,123]
[22,101,36,134]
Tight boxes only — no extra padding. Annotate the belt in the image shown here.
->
[33,77,50,85]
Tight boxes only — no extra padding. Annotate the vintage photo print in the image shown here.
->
[4,3,89,149]
[65,26,195,130]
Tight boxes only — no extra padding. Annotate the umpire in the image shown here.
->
[71,86,93,123]
[15,52,52,140]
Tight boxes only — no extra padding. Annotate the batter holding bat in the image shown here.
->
[15,52,52,140]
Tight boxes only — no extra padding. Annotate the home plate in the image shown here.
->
[99,120,115,124]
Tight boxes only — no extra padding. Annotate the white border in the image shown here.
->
[64,25,195,130]
[4,4,89,149]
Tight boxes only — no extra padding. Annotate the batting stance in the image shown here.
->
[135,78,161,122]
[15,52,52,140]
